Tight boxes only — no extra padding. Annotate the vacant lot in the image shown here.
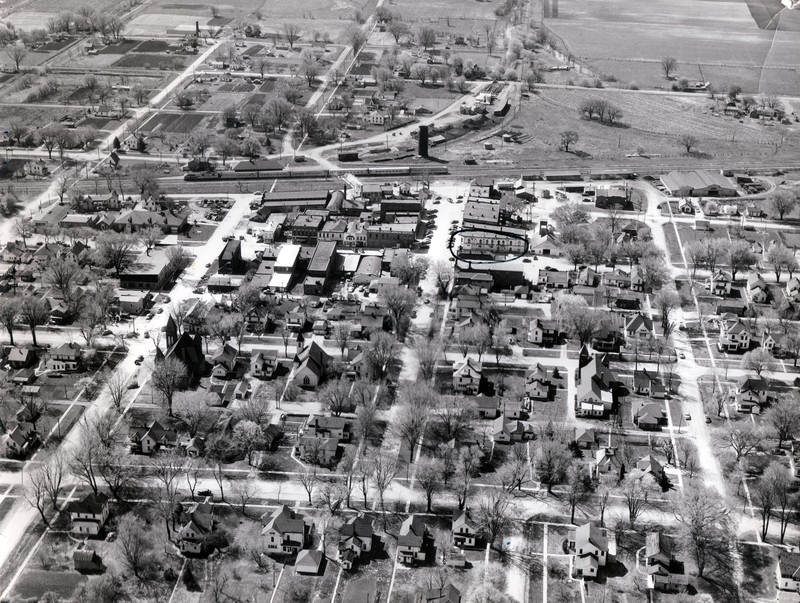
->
[544,0,800,94]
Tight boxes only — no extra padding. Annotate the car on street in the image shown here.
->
[433,200,441,205]
[156,308,163,314]
[679,352,685,359]
[102,329,112,336]
[134,355,144,365]
[523,258,531,263]
[205,263,212,268]
[705,415,711,424]
[684,413,691,421]
[198,489,213,497]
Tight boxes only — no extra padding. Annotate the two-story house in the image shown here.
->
[527,318,561,346]
[594,446,624,479]
[261,505,309,555]
[398,514,430,564]
[747,273,769,304]
[645,532,688,592]
[251,349,278,379]
[525,363,564,401]
[707,270,733,296]
[777,552,800,594]
[4,421,38,458]
[735,374,770,413]
[453,359,482,395]
[625,313,653,340]
[129,420,177,455]
[211,343,241,380]
[452,509,478,548]
[717,316,752,352]
[179,502,215,555]
[46,342,82,372]
[338,515,374,570]
[302,415,351,441]
[569,522,615,580]
[633,369,667,398]
[67,492,110,536]
[787,277,800,302]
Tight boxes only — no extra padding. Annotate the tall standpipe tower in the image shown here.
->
[418,125,429,158]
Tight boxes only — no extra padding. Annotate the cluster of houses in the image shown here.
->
[31,192,190,236]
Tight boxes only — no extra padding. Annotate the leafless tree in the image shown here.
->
[621,469,650,528]
[477,492,515,547]
[0,298,20,345]
[232,478,256,516]
[365,331,401,379]
[677,133,699,154]
[148,452,183,539]
[661,56,677,79]
[674,488,732,577]
[5,42,28,72]
[150,356,189,416]
[416,458,444,512]
[769,189,797,220]
[95,232,137,276]
[742,348,774,377]
[19,298,49,347]
[723,422,762,461]
[283,23,301,48]
[372,453,398,527]
[116,513,153,578]
[299,466,318,503]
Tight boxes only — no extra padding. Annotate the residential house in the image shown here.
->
[575,354,621,418]
[525,363,565,401]
[453,358,482,395]
[594,447,624,479]
[748,273,769,304]
[527,318,560,346]
[633,369,666,398]
[625,313,653,340]
[788,277,800,301]
[493,417,534,443]
[568,522,615,579]
[67,492,110,536]
[645,532,688,593]
[633,400,667,430]
[293,341,331,390]
[4,421,38,457]
[637,455,665,481]
[211,343,241,380]
[717,315,752,352]
[630,265,645,292]
[295,436,340,466]
[339,516,374,570]
[423,584,462,603]
[46,342,82,372]
[129,420,177,455]
[7,346,35,369]
[452,509,478,548]
[537,267,571,289]
[735,374,769,413]
[604,269,631,289]
[261,505,309,555]
[398,514,429,564]
[252,349,278,379]
[179,502,215,555]
[707,270,733,296]
[777,552,800,593]
[302,415,351,441]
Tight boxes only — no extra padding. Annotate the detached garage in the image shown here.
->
[660,170,738,197]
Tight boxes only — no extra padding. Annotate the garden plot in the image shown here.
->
[141,112,207,134]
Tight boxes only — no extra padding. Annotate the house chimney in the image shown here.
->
[196,21,200,37]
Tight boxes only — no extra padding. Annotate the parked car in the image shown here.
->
[134,355,144,365]
[198,489,213,497]
[684,413,691,421]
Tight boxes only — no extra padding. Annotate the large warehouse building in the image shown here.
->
[660,170,739,197]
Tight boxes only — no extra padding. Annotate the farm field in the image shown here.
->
[545,0,800,94]
[445,86,800,168]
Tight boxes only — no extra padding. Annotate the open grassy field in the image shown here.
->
[446,86,800,168]
[544,0,800,94]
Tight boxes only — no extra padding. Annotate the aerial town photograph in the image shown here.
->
[1,0,800,601]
